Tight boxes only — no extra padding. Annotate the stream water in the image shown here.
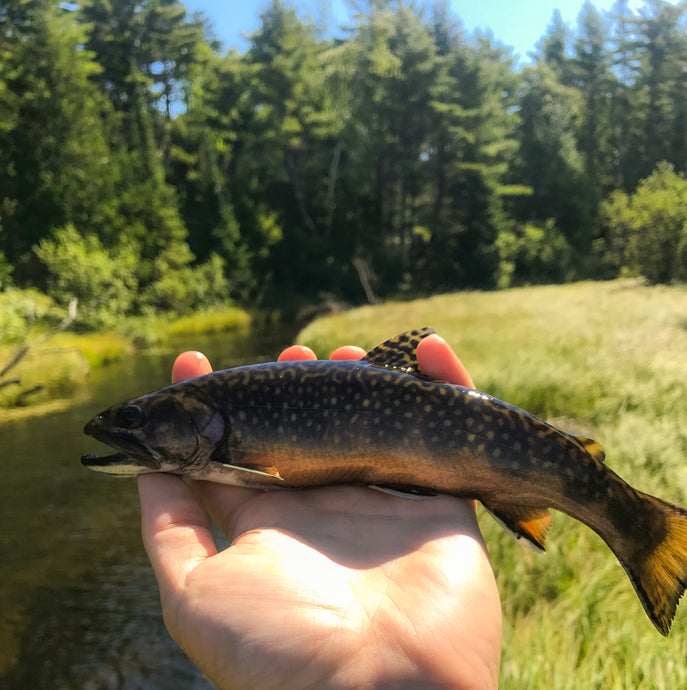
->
[0,325,298,688]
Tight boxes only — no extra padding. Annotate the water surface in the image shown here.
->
[0,326,297,688]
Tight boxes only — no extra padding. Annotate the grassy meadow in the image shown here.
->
[298,279,687,689]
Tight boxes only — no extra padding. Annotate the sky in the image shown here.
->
[181,0,658,64]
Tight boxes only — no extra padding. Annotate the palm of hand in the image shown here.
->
[143,479,500,689]
[140,336,502,689]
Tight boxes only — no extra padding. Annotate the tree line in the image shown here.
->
[1,0,686,329]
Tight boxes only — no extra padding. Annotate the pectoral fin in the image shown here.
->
[219,462,284,480]
[485,504,553,553]
[369,484,438,500]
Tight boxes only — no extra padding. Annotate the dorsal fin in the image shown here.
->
[573,435,606,463]
[363,327,436,377]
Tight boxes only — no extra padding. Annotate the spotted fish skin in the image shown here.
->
[82,328,687,635]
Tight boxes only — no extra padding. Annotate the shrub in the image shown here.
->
[0,288,58,343]
[140,252,230,315]
[496,219,572,288]
[602,162,687,284]
[34,224,138,329]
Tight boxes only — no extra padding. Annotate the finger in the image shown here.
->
[172,351,213,384]
[278,345,317,361]
[138,473,218,598]
[330,345,366,360]
[417,333,474,388]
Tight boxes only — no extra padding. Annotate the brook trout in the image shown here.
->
[82,327,687,635]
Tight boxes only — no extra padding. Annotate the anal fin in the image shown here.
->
[485,504,553,553]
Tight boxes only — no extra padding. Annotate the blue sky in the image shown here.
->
[181,0,659,64]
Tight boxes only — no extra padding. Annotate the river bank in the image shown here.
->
[0,305,251,418]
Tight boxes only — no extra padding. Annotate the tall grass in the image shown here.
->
[298,279,687,689]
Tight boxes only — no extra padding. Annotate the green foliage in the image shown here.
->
[602,162,687,283]
[0,251,13,289]
[34,224,138,329]
[1,0,687,319]
[0,288,58,344]
[0,0,122,284]
[496,219,572,288]
[141,252,230,314]
[513,63,596,259]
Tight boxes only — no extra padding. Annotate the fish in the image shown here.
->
[82,327,687,635]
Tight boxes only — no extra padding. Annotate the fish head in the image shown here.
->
[82,390,225,476]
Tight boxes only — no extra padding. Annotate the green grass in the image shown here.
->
[161,306,251,337]
[298,279,687,689]
[0,331,131,416]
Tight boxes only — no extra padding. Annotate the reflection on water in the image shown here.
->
[0,325,297,688]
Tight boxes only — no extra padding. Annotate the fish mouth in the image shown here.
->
[80,451,157,476]
[81,451,129,467]
[83,422,161,471]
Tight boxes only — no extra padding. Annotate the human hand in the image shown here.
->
[138,334,502,689]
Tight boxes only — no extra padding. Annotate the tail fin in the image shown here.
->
[617,493,687,635]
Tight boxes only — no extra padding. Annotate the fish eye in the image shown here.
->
[118,404,144,429]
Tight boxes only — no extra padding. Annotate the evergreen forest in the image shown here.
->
[1,0,687,330]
